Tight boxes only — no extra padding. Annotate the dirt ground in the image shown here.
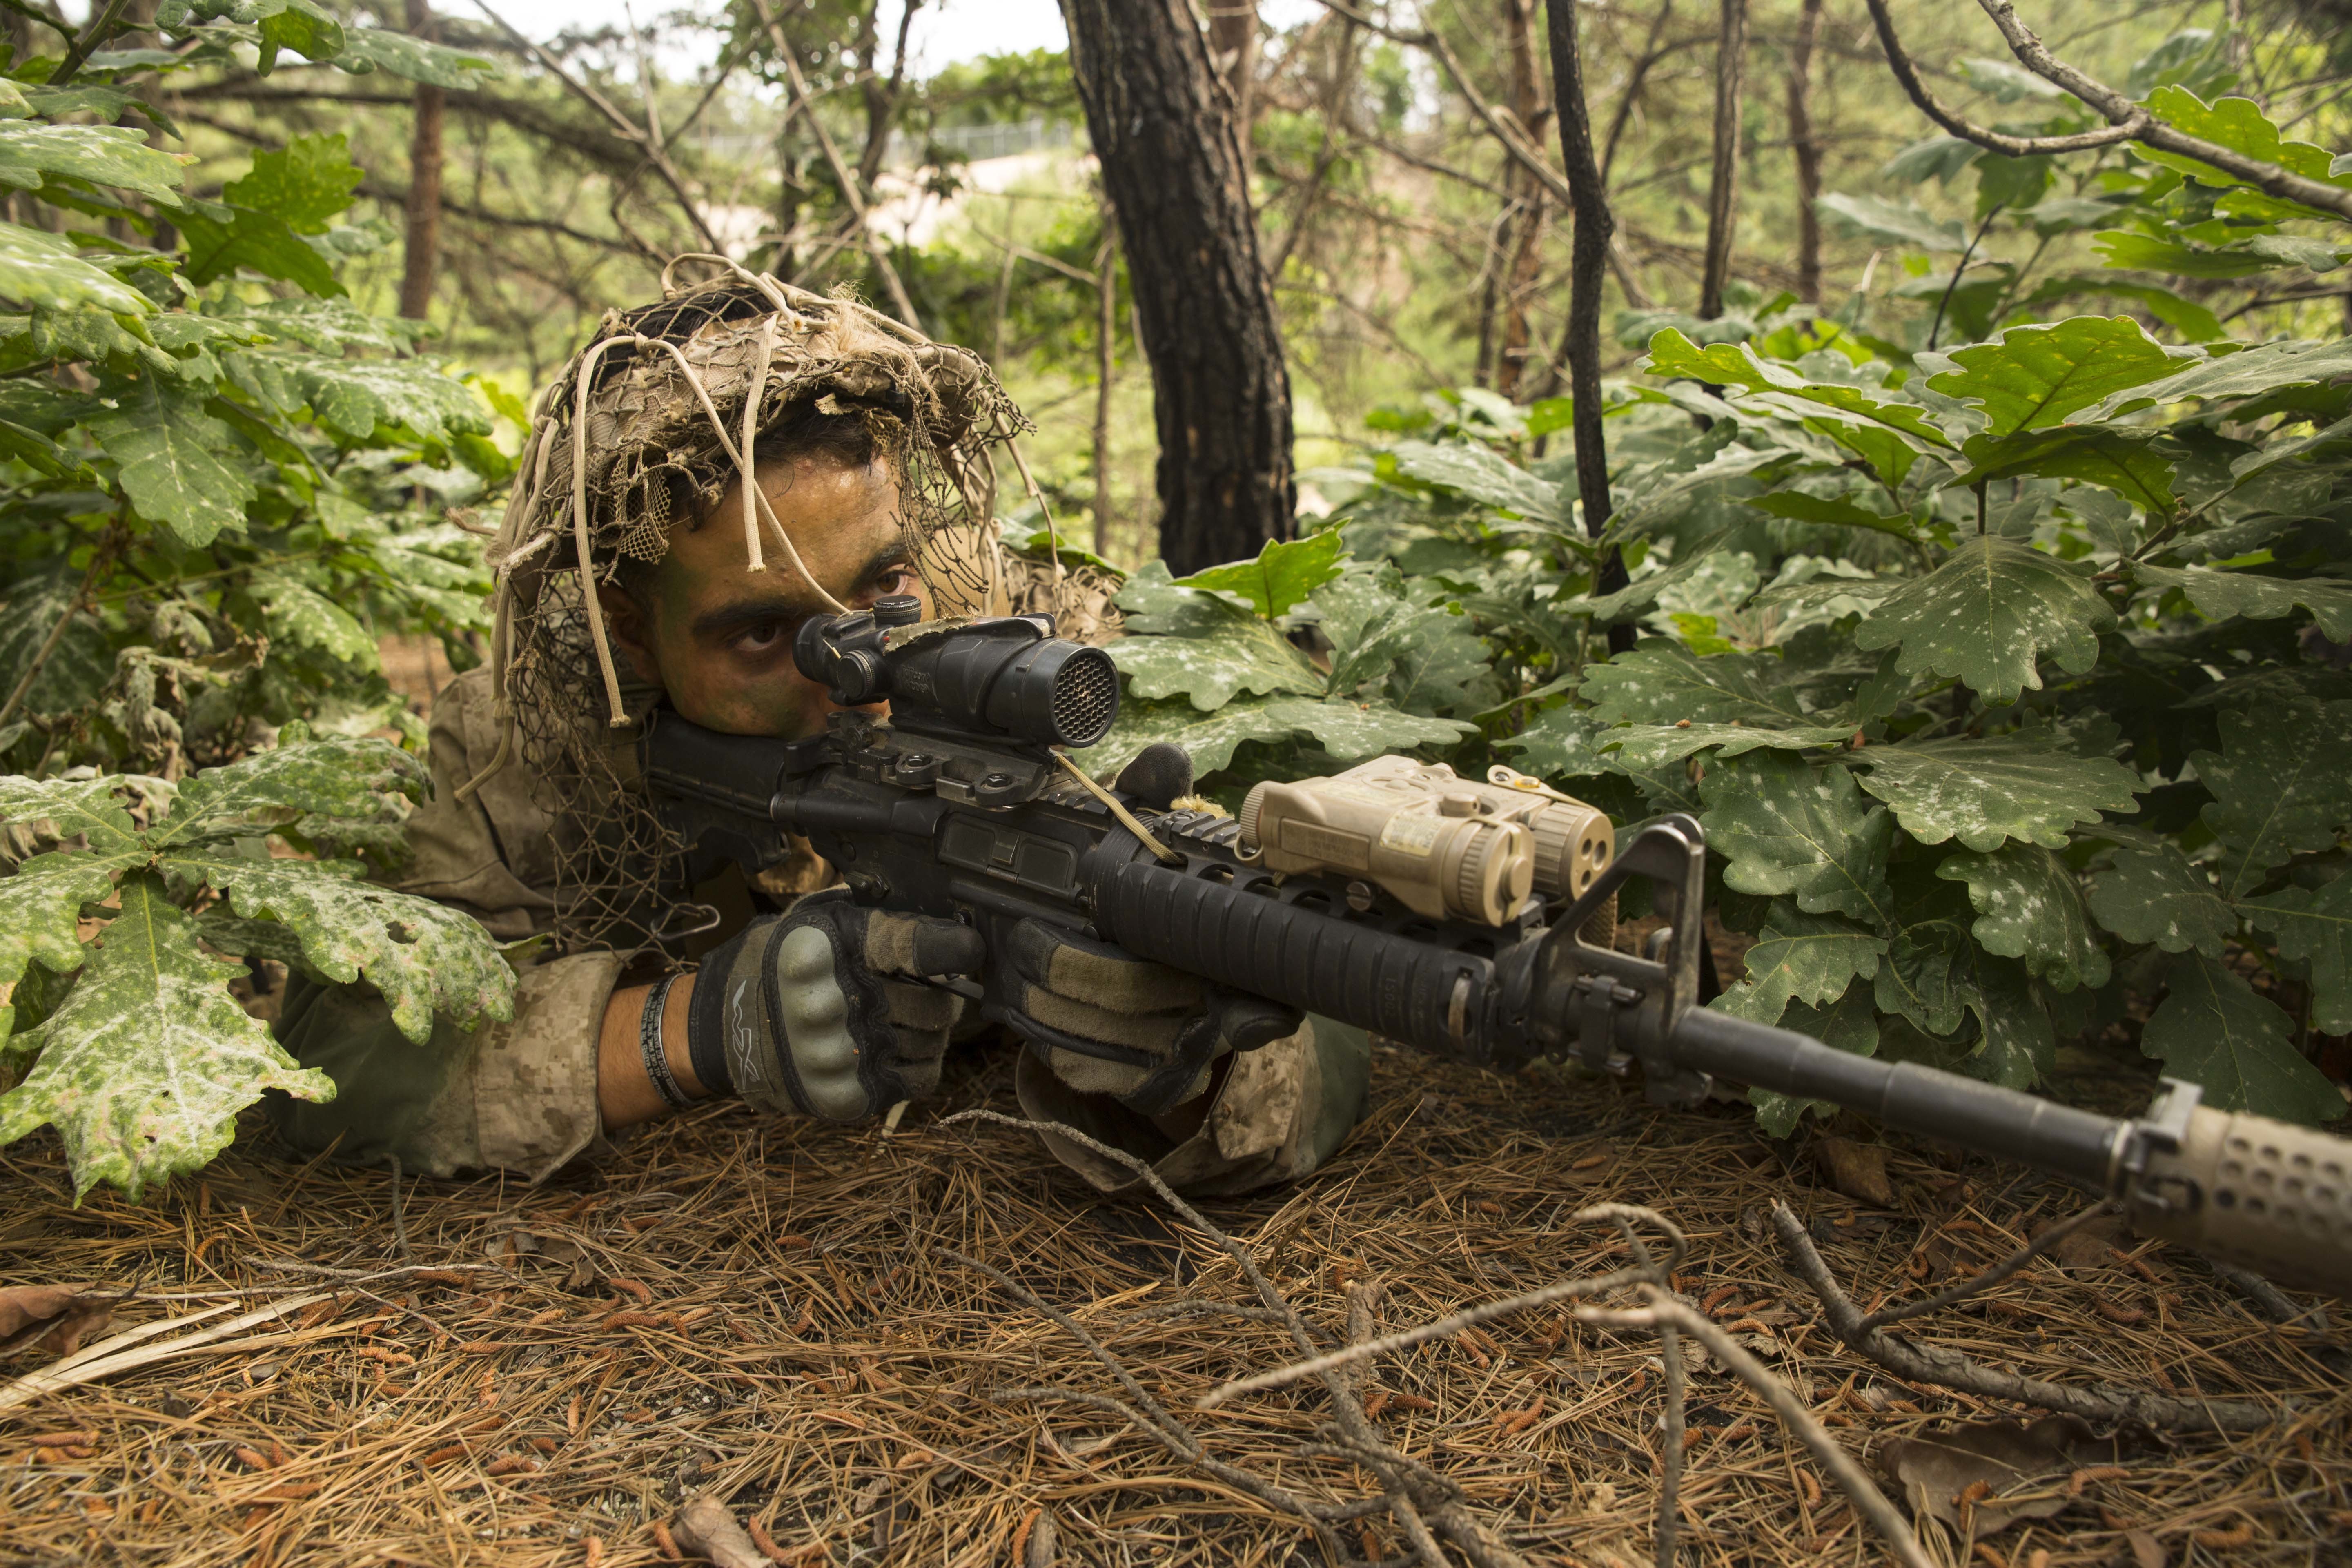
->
[0,1035,2345,1568]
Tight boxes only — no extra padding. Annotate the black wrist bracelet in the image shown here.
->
[639,973,695,1110]
[685,932,743,1098]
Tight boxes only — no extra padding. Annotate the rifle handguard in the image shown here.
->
[2129,1100,2352,1300]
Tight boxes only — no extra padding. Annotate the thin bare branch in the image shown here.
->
[1770,1203,2272,1432]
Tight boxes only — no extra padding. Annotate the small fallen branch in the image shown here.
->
[1770,1202,2271,1433]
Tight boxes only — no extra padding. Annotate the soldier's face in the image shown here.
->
[601,455,925,738]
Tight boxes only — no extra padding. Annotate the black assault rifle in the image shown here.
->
[644,599,2352,1299]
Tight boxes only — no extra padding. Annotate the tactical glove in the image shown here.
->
[1000,918,1302,1116]
[687,890,985,1120]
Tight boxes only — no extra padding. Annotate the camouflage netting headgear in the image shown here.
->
[461,256,1043,952]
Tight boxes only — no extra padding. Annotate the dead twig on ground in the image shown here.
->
[1771,1202,2274,1432]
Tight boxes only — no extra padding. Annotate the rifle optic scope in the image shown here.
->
[794,595,1120,749]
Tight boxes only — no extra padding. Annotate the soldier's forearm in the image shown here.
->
[598,974,706,1130]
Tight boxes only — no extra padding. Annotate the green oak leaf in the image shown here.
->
[1923,316,2193,436]
[2140,85,2344,186]
[2085,840,2233,958]
[0,851,131,1034]
[2243,872,2352,1035]
[2141,953,2343,1123]
[89,378,257,547]
[249,568,376,666]
[1267,698,1475,762]
[1699,750,1898,929]
[1935,842,2111,992]
[176,205,341,295]
[2131,563,2352,642]
[2192,700,2352,902]
[1643,331,1952,448]
[149,734,426,851]
[1962,956,2057,1091]
[1875,869,1976,1037]
[1172,530,1345,618]
[278,355,493,443]
[0,775,141,849]
[330,26,503,88]
[2088,338,2352,419]
[1955,427,2178,518]
[1573,530,1738,623]
[1087,694,1298,780]
[1745,985,1880,1137]
[223,131,361,234]
[0,220,153,314]
[1848,727,2141,851]
[0,875,336,1200]
[1712,900,1886,1024]
[1745,491,1918,538]
[1386,441,1565,525]
[1109,617,1323,710]
[168,855,512,1043]
[1497,704,1617,781]
[1599,723,1856,770]
[0,121,187,203]
[1851,536,2116,704]
[1579,639,1815,728]
[253,0,344,71]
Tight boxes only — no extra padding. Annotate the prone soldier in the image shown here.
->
[268,265,1372,1195]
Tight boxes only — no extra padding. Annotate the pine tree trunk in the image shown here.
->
[399,0,445,321]
[1697,0,1747,320]
[1061,0,1294,575]
[1787,0,1826,304]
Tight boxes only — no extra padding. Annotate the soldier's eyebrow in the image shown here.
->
[687,540,911,641]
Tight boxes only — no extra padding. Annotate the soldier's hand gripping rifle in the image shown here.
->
[645,599,2352,1298]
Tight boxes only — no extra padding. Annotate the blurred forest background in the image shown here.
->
[49,0,2350,568]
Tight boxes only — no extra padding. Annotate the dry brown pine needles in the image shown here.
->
[0,1040,2345,1566]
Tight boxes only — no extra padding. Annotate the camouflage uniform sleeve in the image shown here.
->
[1013,1016,1372,1197]
[266,666,624,1179]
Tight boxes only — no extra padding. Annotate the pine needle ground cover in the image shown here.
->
[0,1037,2342,1567]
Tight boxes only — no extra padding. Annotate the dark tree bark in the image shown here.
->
[1786,0,1826,303]
[1494,0,1551,398]
[1697,0,1747,320]
[1544,0,1634,655]
[1061,0,1295,575]
[399,0,445,320]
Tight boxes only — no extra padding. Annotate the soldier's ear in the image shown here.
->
[596,584,662,686]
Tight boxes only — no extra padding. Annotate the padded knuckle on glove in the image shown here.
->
[700,897,970,1124]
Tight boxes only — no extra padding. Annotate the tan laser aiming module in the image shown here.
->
[1234,758,1613,927]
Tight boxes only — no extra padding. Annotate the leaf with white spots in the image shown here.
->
[1579,640,1816,728]
[1700,750,1898,929]
[1713,900,1886,1024]
[2192,699,2352,904]
[1848,726,2141,852]
[2141,953,2343,1124]
[0,851,134,1034]
[2242,871,2352,1034]
[149,733,426,851]
[2131,563,2352,642]
[1599,722,1857,770]
[1387,441,1566,525]
[2084,839,2232,958]
[1922,316,2194,437]
[0,875,336,1200]
[0,774,141,850]
[1935,842,2111,992]
[166,853,512,1043]
[1851,536,2116,704]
